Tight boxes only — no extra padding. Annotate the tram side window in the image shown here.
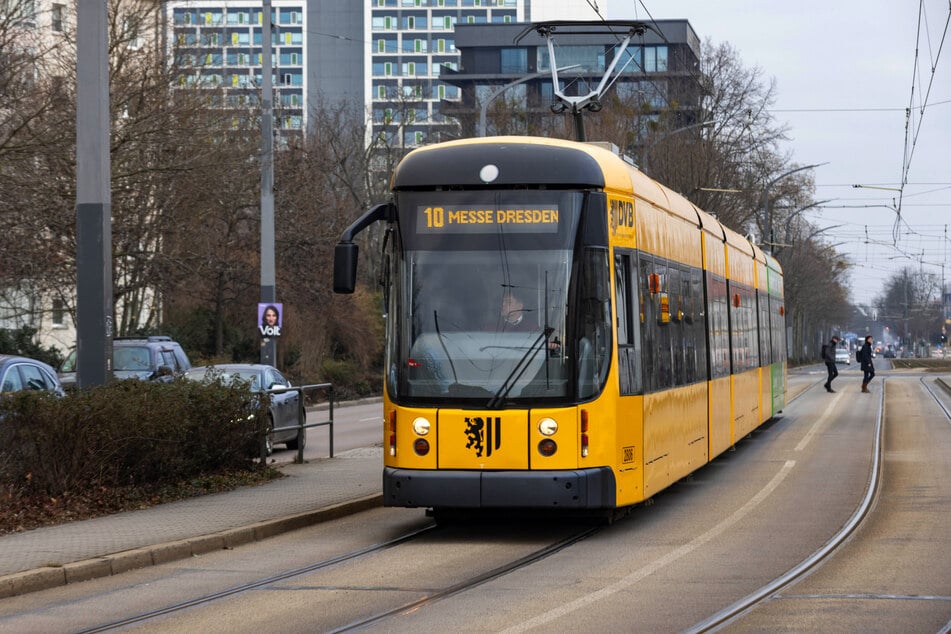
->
[655,263,707,387]
[770,294,786,361]
[615,251,642,395]
[707,273,730,379]
[669,266,686,386]
[729,284,756,373]
[685,266,708,383]
[757,290,770,366]
[640,255,673,392]
[578,248,612,399]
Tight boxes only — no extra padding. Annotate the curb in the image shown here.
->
[0,493,383,599]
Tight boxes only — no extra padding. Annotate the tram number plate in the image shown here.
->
[623,446,635,463]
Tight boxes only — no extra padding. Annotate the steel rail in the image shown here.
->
[686,377,887,632]
[77,524,438,633]
[920,375,951,420]
[328,525,601,633]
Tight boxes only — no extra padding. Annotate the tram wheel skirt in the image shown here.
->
[383,466,617,509]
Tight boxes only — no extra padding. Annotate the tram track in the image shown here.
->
[922,375,951,419]
[78,520,601,633]
[328,524,601,633]
[72,372,892,633]
[77,524,440,633]
[686,377,889,633]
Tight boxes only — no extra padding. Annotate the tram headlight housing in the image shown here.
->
[413,438,430,455]
[538,417,558,436]
[412,417,431,436]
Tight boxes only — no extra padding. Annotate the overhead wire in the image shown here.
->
[897,0,951,240]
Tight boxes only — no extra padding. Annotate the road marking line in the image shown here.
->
[501,460,797,633]
[795,391,843,452]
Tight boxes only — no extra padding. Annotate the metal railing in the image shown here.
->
[259,382,334,464]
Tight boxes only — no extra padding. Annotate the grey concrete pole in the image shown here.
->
[260,0,276,366]
[75,0,113,387]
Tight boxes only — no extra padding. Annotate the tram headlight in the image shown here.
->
[538,417,558,436]
[412,417,431,435]
[538,439,557,457]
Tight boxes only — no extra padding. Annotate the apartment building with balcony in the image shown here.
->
[167,0,307,137]
[368,0,521,147]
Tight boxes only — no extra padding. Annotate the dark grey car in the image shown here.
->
[183,364,305,455]
[59,336,192,388]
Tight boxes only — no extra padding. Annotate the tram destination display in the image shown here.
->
[415,205,560,234]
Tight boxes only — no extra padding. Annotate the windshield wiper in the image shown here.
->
[486,326,554,409]
[433,310,459,384]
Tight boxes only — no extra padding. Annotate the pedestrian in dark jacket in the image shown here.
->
[822,336,839,392]
[859,335,875,392]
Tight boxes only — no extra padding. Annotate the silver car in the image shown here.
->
[183,364,306,455]
[834,347,851,365]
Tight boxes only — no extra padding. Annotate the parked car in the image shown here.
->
[59,336,192,389]
[183,364,305,455]
[1,354,65,396]
[835,347,850,365]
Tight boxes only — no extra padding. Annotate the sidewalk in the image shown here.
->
[0,444,384,599]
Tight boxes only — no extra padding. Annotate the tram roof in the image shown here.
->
[391,136,607,190]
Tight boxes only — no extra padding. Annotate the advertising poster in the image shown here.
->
[258,303,283,338]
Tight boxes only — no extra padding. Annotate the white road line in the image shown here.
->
[501,460,797,634]
[795,391,844,452]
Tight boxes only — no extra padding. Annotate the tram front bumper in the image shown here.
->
[383,466,616,509]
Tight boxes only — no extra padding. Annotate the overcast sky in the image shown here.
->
[587,0,951,306]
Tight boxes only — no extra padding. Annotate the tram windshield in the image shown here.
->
[386,190,609,407]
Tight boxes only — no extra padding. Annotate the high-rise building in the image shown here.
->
[367,0,520,147]
[166,0,307,137]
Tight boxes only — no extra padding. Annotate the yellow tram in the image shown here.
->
[334,136,786,513]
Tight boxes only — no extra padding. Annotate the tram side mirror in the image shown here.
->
[333,242,359,294]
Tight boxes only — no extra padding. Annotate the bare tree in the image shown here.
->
[0,0,77,329]
[777,225,852,362]
[271,99,395,378]
[875,267,943,350]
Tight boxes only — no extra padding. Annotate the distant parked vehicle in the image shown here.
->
[59,336,192,389]
[0,354,65,396]
[183,364,305,455]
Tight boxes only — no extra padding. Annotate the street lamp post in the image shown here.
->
[260,0,276,365]
[762,162,827,252]
[75,0,113,388]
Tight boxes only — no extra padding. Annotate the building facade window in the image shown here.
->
[51,3,64,31]
[51,299,65,328]
[500,48,527,73]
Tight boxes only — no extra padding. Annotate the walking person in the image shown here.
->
[859,335,876,393]
[822,335,840,393]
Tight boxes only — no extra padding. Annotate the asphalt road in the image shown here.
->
[4,370,950,632]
